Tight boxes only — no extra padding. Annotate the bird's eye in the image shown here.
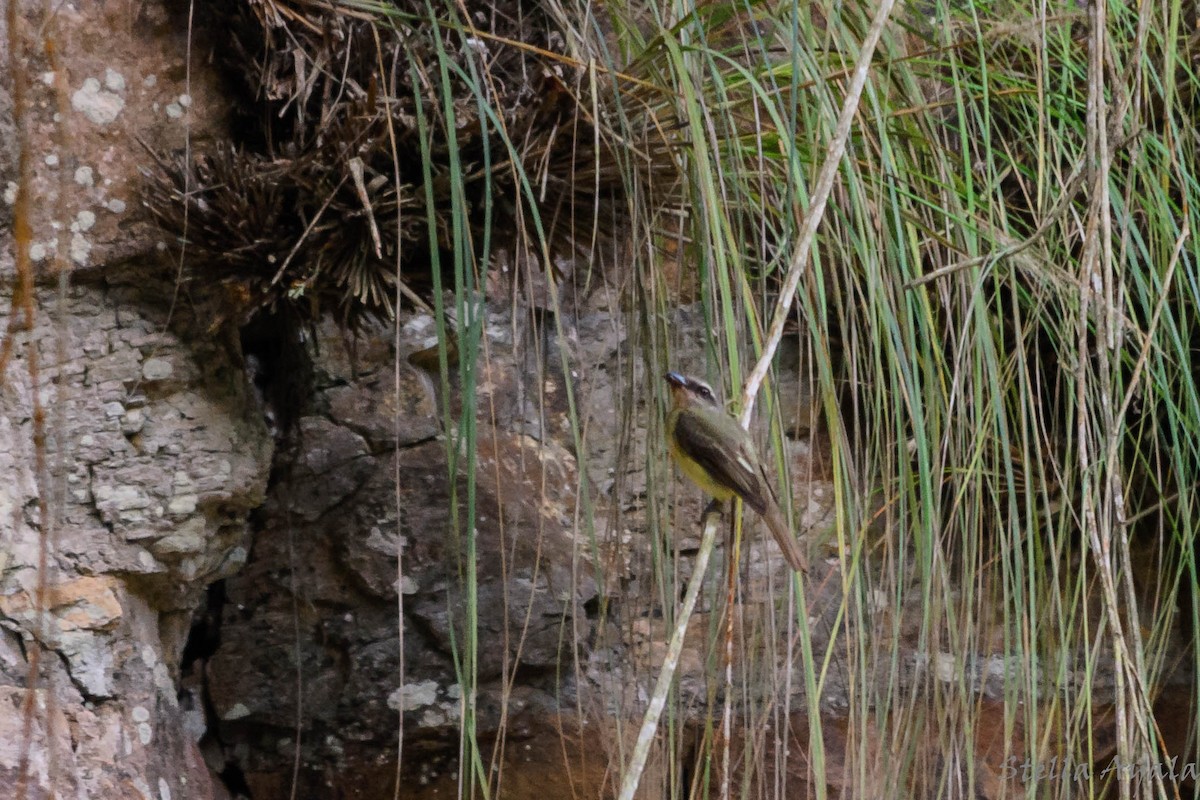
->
[699,387,713,399]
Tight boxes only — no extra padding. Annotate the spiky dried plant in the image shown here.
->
[143,0,683,330]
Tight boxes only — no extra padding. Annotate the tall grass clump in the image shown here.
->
[353,0,1200,796]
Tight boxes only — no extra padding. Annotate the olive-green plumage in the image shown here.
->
[663,372,807,573]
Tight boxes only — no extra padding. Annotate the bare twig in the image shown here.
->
[616,508,721,800]
[349,156,384,258]
[740,0,898,425]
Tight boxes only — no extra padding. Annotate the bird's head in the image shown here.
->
[664,372,721,410]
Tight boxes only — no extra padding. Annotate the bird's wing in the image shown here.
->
[759,462,781,505]
[673,410,769,514]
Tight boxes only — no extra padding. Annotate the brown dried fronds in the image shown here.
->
[145,0,684,329]
[143,138,420,331]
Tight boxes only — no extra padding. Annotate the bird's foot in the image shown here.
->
[700,499,724,526]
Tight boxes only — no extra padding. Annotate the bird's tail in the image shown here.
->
[762,502,808,573]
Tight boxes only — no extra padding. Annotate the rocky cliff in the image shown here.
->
[0,3,852,799]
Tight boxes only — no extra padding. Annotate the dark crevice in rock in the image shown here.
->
[365,433,441,456]
[219,760,254,799]
[161,0,268,153]
[272,458,375,528]
[400,607,453,662]
[507,662,558,686]
[51,648,102,705]
[241,309,314,442]
[179,580,239,795]
[181,580,226,673]
[1,627,31,683]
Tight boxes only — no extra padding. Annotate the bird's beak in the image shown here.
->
[664,371,688,389]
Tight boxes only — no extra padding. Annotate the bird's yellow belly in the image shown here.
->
[668,436,735,502]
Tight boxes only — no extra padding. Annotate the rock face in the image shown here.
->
[1,0,229,277]
[0,4,832,799]
[0,2,267,797]
[0,272,272,797]
[202,315,601,797]
[191,307,829,797]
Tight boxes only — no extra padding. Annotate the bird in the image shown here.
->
[663,371,807,573]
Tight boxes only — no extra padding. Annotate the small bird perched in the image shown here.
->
[663,371,807,573]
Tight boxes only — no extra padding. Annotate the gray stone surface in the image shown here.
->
[1,3,265,784]
[0,0,229,279]
[0,274,271,796]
